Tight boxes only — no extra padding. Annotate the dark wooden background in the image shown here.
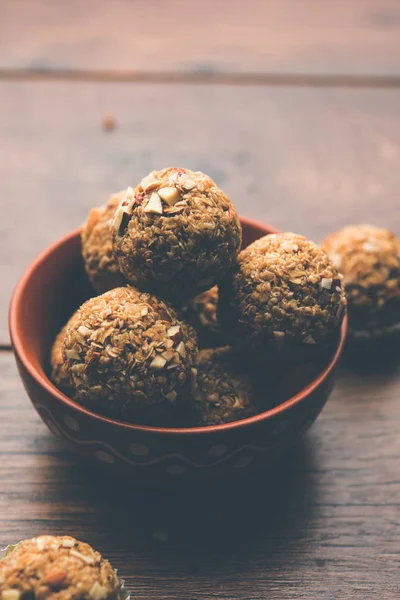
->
[0,1,399,598]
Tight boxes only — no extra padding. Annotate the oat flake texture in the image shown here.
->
[190,346,258,426]
[218,232,347,360]
[182,286,227,349]
[81,191,126,294]
[323,224,400,337]
[0,535,123,600]
[50,323,74,394]
[63,286,198,425]
[112,167,242,302]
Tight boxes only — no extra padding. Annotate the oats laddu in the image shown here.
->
[81,191,126,294]
[218,233,347,362]
[0,536,125,600]
[182,286,227,349]
[111,168,242,302]
[50,323,74,395]
[63,286,198,425]
[323,225,400,339]
[189,346,258,426]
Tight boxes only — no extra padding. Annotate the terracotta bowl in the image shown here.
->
[9,218,347,486]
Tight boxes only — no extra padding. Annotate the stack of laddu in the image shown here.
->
[51,166,382,428]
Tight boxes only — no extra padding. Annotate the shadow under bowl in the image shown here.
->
[9,218,347,486]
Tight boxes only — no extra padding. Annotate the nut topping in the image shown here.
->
[43,569,67,587]
[180,177,196,190]
[120,187,136,213]
[77,325,91,336]
[281,241,299,253]
[112,188,136,234]
[65,348,81,360]
[167,325,181,338]
[144,193,163,215]
[69,548,95,564]
[149,355,167,369]
[141,173,159,191]
[176,341,186,358]
[158,186,181,206]
[320,278,333,290]
[1,591,20,600]
[161,350,175,362]
[89,583,108,600]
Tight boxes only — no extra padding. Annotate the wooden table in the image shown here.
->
[1,1,399,598]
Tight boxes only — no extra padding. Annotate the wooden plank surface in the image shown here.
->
[1,349,399,599]
[2,0,400,77]
[2,3,400,599]
[2,80,400,344]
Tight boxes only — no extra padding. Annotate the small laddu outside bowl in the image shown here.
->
[9,218,347,485]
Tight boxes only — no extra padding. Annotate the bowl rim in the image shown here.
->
[9,219,347,436]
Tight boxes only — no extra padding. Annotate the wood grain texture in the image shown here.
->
[1,349,399,599]
[1,80,400,343]
[1,0,400,77]
[1,4,400,598]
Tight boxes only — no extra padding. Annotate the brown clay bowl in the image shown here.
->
[9,218,347,486]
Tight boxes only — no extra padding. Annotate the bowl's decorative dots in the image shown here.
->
[166,464,186,476]
[95,450,115,464]
[234,455,254,469]
[208,444,229,458]
[63,415,80,432]
[43,417,62,439]
[130,442,150,457]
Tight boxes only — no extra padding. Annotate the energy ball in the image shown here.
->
[190,346,258,426]
[0,535,125,600]
[323,225,400,338]
[81,191,126,293]
[50,324,73,394]
[63,286,198,425]
[112,168,242,302]
[219,233,347,362]
[182,286,227,349]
